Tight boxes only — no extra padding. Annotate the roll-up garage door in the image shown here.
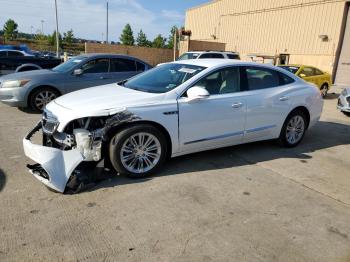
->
[336,8,350,86]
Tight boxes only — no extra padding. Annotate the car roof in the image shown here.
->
[172,59,277,68]
[184,51,239,54]
[74,53,151,66]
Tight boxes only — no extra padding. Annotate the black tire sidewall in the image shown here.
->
[279,110,307,147]
[29,88,59,112]
[109,124,167,178]
[321,84,328,98]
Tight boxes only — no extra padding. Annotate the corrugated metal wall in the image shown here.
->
[185,0,348,71]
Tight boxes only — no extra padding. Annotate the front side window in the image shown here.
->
[136,61,146,72]
[124,63,206,93]
[199,53,225,59]
[245,67,280,90]
[111,58,136,72]
[299,67,314,77]
[195,67,240,95]
[0,51,7,57]
[81,58,109,73]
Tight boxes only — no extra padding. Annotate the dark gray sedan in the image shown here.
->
[0,54,151,111]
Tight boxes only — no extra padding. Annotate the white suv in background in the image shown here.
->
[178,51,240,61]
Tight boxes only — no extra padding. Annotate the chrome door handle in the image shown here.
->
[232,102,243,108]
[279,96,289,101]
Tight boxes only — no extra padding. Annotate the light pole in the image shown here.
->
[106,1,109,44]
[41,20,44,34]
[54,0,60,58]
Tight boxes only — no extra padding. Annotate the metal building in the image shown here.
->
[185,0,350,86]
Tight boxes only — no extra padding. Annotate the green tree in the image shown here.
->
[167,25,179,49]
[152,34,167,48]
[48,30,62,47]
[136,29,151,47]
[3,19,18,41]
[120,24,134,46]
[63,29,74,44]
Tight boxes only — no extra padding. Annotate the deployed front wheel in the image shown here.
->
[278,110,307,147]
[109,124,167,178]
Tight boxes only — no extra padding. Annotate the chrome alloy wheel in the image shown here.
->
[35,90,57,110]
[286,115,305,145]
[120,132,161,174]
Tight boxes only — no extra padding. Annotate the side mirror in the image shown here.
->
[186,86,210,102]
[299,73,306,78]
[73,69,83,76]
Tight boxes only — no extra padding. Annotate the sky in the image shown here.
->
[0,0,209,41]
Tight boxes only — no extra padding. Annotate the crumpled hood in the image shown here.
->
[0,69,57,81]
[53,83,162,113]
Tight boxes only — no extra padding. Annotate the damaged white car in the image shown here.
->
[23,59,323,193]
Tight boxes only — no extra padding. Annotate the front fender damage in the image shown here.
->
[23,110,140,193]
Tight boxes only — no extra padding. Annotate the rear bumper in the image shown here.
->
[23,122,84,193]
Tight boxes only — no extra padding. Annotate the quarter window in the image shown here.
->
[245,67,280,90]
[195,67,240,95]
[81,58,109,73]
[111,58,136,72]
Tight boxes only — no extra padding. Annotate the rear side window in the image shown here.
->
[0,51,7,57]
[227,54,240,60]
[199,53,225,59]
[245,67,280,90]
[314,68,323,75]
[136,61,146,72]
[111,58,136,72]
[279,72,295,85]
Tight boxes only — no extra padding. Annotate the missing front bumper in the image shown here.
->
[23,122,84,193]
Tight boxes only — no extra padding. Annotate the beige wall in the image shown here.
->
[185,0,349,72]
[179,39,226,55]
[85,43,175,66]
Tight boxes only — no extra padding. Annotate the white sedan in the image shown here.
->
[23,59,323,193]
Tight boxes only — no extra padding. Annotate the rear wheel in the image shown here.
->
[320,84,328,98]
[29,87,60,112]
[109,124,167,178]
[278,110,307,147]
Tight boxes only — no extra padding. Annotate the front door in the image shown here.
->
[65,58,111,92]
[178,67,246,153]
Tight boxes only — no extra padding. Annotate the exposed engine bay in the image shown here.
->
[23,110,140,193]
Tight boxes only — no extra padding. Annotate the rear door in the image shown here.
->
[242,66,294,142]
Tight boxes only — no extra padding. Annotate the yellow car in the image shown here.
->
[279,65,332,97]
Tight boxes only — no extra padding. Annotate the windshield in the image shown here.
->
[52,56,86,73]
[177,53,200,61]
[123,63,206,93]
[278,66,300,74]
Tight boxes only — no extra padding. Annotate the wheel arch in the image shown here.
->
[286,106,311,129]
[27,85,62,107]
[103,120,173,159]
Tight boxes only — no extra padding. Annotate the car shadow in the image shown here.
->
[324,92,339,100]
[0,169,6,192]
[82,120,350,193]
[18,107,41,115]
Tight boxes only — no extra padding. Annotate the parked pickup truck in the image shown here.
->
[0,49,61,76]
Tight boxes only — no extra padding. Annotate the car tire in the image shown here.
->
[342,111,350,117]
[278,110,307,148]
[109,124,168,178]
[320,84,329,98]
[29,87,60,112]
